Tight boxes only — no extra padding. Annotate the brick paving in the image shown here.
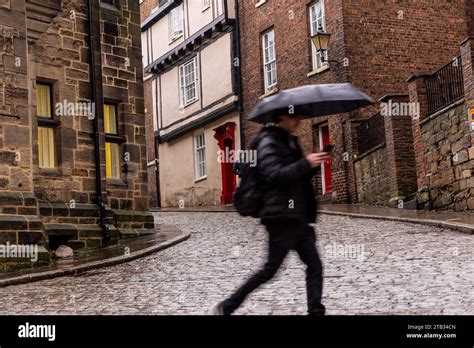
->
[0,212,472,315]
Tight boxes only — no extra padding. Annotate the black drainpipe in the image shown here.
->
[87,0,110,242]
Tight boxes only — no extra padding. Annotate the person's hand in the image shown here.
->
[306,152,330,168]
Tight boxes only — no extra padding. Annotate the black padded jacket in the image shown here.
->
[255,126,318,224]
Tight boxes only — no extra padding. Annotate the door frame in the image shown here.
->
[318,123,331,195]
[213,122,237,205]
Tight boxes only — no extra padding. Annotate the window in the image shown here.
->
[36,83,56,168]
[104,104,121,179]
[202,0,210,10]
[169,4,184,41]
[195,133,206,180]
[262,29,277,91]
[310,1,328,70]
[179,57,199,107]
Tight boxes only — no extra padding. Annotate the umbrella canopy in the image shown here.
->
[249,83,374,124]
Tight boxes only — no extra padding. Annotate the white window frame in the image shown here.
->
[179,57,199,107]
[212,0,220,14]
[262,29,277,92]
[310,0,328,71]
[202,0,210,11]
[169,4,184,42]
[194,133,207,180]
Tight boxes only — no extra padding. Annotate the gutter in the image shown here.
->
[233,0,245,149]
[87,0,110,242]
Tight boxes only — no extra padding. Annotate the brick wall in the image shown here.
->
[238,0,471,206]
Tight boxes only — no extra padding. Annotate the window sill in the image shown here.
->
[259,87,279,100]
[202,5,210,12]
[99,2,120,13]
[180,98,199,110]
[169,34,184,45]
[255,0,266,8]
[307,65,330,77]
[106,178,127,187]
[195,176,207,183]
[38,167,62,177]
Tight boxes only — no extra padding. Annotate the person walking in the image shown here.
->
[211,114,329,315]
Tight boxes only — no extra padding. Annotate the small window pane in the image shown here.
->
[262,29,277,91]
[36,84,52,118]
[104,104,117,134]
[179,57,199,106]
[169,5,184,40]
[195,134,206,179]
[310,1,328,71]
[38,127,55,168]
[106,142,120,178]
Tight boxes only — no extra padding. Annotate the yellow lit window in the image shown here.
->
[104,104,120,178]
[36,84,52,118]
[38,127,55,168]
[36,83,55,168]
[104,104,117,134]
[105,142,120,178]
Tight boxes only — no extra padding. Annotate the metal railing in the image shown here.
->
[425,56,464,115]
[357,112,386,155]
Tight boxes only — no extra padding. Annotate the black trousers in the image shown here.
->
[222,220,325,315]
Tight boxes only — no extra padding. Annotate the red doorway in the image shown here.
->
[213,122,237,205]
[319,124,332,194]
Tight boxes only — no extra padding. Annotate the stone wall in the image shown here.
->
[419,103,473,210]
[354,144,391,205]
[23,0,148,211]
[0,0,153,271]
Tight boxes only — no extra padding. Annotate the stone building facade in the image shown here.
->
[140,0,240,208]
[140,0,159,208]
[238,0,473,210]
[0,0,153,271]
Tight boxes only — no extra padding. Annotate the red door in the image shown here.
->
[214,122,237,205]
[320,125,332,194]
[222,138,235,204]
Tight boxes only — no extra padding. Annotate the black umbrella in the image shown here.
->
[249,83,375,124]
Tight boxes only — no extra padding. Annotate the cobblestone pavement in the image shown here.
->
[1,213,473,315]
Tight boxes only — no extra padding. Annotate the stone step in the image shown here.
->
[41,216,101,225]
[66,240,86,251]
[0,192,37,207]
[39,202,100,218]
[113,209,155,222]
[0,245,51,272]
[44,223,78,239]
[119,228,157,239]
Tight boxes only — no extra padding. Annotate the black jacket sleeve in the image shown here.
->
[257,137,313,186]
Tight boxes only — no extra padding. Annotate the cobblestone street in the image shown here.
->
[1,212,473,315]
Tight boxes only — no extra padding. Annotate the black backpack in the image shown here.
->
[234,133,264,218]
